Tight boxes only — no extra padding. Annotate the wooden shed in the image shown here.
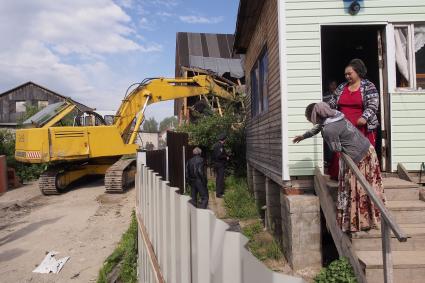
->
[0,82,91,127]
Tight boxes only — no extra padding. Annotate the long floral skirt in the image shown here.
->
[337,146,385,233]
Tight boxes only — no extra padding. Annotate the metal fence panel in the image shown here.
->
[136,154,306,283]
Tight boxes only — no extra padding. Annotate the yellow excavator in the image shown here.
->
[15,75,238,194]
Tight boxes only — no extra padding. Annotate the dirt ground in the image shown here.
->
[0,178,135,283]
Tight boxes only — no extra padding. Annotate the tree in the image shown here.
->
[17,103,40,125]
[159,116,178,132]
[142,117,158,133]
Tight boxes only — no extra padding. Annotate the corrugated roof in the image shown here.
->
[175,32,243,77]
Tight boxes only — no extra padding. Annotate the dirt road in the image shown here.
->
[0,178,135,283]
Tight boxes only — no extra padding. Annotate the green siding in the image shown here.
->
[391,93,425,171]
[284,0,425,176]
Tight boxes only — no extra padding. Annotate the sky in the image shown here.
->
[0,0,240,123]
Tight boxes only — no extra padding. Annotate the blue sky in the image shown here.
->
[0,0,239,123]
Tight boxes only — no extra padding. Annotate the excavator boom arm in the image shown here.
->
[114,75,236,143]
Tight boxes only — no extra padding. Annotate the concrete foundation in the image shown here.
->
[280,193,321,270]
[266,178,282,240]
[252,168,266,219]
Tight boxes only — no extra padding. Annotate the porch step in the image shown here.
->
[358,250,425,283]
[352,225,425,251]
[385,187,419,201]
[387,200,425,224]
[383,177,419,201]
[383,177,419,189]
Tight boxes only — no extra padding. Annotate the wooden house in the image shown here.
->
[234,0,425,278]
[0,81,90,127]
[235,0,425,182]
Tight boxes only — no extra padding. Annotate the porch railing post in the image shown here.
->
[382,219,393,283]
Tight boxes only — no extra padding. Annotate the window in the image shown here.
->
[394,23,425,90]
[250,48,269,116]
[38,100,48,109]
[15,101,26,113]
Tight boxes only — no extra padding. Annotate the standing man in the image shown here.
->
[186,147,208,208]
[213,133,228,198]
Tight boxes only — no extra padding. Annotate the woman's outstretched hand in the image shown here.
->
[293,135,304,144]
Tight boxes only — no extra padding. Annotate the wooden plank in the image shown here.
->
[381,221,394,283]
[392,155,425,163]
[287,0,425,10]
[391,93,425,103]
[397,163,415,182]
[391,117,425,125]
[136,212,165,283]
[314,168,367,283]
[285,13,425,25]
[391,109,425,118]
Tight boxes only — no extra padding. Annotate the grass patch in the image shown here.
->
[242,220,283,262]
[223,176,258,219]
[97,211,138,283]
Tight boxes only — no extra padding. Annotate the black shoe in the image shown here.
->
[216,194,224,198]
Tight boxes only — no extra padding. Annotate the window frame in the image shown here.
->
[250,47,269,117]
[15,101,26,113]
[393,22,425,91]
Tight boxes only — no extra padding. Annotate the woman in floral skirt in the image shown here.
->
[293,102,385,232]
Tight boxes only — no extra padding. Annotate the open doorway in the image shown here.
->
[321,25,389,170]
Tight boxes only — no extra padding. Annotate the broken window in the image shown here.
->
[394,23,425,90]
[15,101,26,113]
[38,100,49,109]
[250,48,269,117]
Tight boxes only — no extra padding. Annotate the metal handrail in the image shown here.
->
[340,152,407,283]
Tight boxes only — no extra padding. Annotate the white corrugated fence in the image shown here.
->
[135,151,305,283]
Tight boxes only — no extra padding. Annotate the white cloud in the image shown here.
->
[152,0,179,8]
[156,11,174,17]
[0,0,162,111]
[179,15,224,24]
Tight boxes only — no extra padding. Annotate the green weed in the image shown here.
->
[223,176,258,219]
[97,211,138,283]
[314,257,357,283]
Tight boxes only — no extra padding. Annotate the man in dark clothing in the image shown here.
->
[186,147,208,209]
[213,133,228,198]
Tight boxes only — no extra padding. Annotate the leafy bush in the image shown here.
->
[224,176,257,219]
[178,108,246,177]
[314,257,357,283]
[0,129,45,182]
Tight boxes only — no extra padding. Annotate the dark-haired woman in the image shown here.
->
[327,59,380,179]
[293,102,385,233]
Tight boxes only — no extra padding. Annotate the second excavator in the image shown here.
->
[15,75,239,194]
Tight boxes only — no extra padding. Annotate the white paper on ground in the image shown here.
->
[32,251,70,274]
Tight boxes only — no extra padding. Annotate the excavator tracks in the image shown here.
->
[38,169,63,195]
[105,158,136,193]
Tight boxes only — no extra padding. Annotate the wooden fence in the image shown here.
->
[135,151,306,283]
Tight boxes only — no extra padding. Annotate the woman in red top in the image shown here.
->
[327,59,380,179]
